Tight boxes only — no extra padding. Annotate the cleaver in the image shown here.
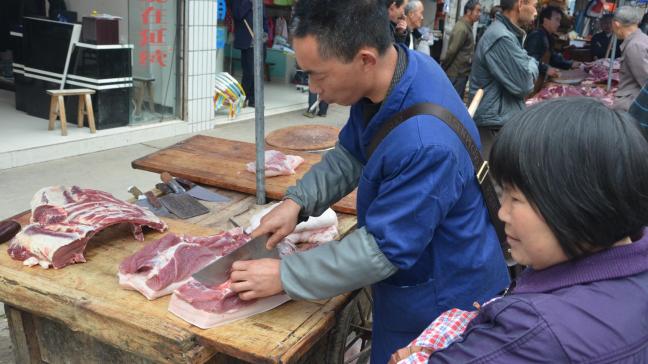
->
[128,186,173,217]
[192,234,278,287]
[161,172,230,203]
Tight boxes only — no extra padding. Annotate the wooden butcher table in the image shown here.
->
[0,187,368,364]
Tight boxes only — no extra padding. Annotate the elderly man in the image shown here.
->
[612,6,648,111]
[468,0,539,155]
[442,0,482,98]
[525,6,580,82]
[404,0,429,54]
[228,0,509,362]
[387,0,409,44]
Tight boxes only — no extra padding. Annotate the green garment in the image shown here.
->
[443,18,475,78]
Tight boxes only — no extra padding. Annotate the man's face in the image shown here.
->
[468,4,482,23]
[406,4,424,29]
[601,19,612,33]
[518,0,538,25]
[293,36,369,106]
[543,12,561,34]
[388,0,408,23]
[612,20,625,38]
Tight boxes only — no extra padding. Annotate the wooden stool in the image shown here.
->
[133,76,156,115]
[46,89,96,136]
[266,124,340,152]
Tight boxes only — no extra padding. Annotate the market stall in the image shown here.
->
[0,181,364,363]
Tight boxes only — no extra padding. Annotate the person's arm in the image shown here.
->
[549,50,573,70]
[285,138,466,299]
[625,43,648,90]
[486,37,538,98]
[284,142,362,221]
[442,25,467,70]
[281,227,397,300]
[524,32,548,75]
[429,299,569,363]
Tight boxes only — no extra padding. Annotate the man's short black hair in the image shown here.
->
[499,0,518,12]
[386,0,406,8]
[292,0,392,62]
[464,0,480,15]
[540,6,562,22]
[490,98,648,259]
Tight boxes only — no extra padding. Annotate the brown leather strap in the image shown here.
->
[367,102,511,264]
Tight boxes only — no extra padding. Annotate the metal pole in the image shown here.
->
[253,0,266,205]
[607,34,617,92]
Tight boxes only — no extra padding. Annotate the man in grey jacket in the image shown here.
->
[468,0,539,155]
[612,6,648,112]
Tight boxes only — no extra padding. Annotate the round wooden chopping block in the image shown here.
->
[266,124,340,151]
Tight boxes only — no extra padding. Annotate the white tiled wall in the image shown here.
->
[186,0,219,132]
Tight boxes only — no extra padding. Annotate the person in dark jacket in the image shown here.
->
[420,97,648,362]
[524,6,580,80]
[442,0,482,99]
[386,0,409,44]
[591,14,622,59]
[231,0,267,108]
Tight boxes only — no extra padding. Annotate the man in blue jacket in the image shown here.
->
[229,1,510,362]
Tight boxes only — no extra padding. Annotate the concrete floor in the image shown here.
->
[0,103,350,363]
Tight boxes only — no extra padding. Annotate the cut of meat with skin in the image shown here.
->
[169,279,290,329]
[526,85,616,107]
[246,150,304,177]
[168,206,339,329]
[8,186,167,269]
[119,228,249,300]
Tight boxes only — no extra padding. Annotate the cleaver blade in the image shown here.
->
[192,234,277,287]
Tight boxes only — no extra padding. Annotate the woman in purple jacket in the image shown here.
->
[426,97,648,363]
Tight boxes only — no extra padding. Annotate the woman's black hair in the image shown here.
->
[490,98,648,258]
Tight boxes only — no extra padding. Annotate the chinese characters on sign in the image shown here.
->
[139,0,170,67]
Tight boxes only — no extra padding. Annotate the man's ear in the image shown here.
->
[357,49,378,71]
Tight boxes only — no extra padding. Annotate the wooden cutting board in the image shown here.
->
[265,125,339,151]
[132,135,357,215]
[0,211,356,363]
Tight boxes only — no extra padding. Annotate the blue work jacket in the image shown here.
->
[338,45,510,363]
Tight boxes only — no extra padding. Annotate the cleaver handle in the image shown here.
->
[161,172,186,194]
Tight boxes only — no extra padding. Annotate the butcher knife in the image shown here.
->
[192,234,278,287]
[173,176,230,203]
[127,186,173,217]
[158,175,210,219]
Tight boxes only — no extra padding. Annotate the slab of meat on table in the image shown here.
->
[168,205,339,329]
[526,85,616,107]
[119,228,249,300]
[246,150,305,177]
[583,58,620,84]
[7,186,167,269]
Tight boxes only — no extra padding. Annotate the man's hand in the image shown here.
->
[571,61,582,69]
[547,67,560,78]
[230,259,283,300]
[250,199,301,249]
[396,18,407,35]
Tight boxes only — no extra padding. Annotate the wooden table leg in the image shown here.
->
[77,95,85,128]
[48,96,57,131]
[85,94,96,133]
[57,96,68,136]
[5,305,42,364]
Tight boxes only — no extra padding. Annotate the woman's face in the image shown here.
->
[498,184,568,270]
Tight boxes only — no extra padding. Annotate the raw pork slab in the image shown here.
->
[8,186,167,269]
[169,279,290,329]
[246,150,305,177]
[119,228,249,300]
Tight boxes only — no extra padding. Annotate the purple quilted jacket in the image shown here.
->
[429,230,648,363]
